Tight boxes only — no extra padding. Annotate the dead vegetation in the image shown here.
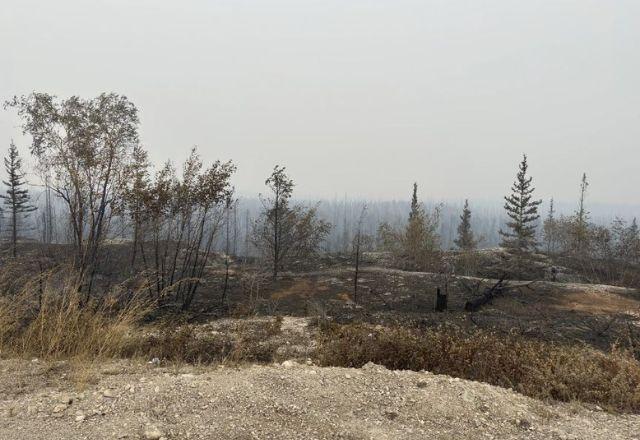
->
[0,269,298,367]
[316,323,640,413]
[0,271,150,361]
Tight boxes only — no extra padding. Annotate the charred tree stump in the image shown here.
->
[435,287,447,312]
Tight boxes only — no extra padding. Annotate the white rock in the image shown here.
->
[52,404,67,414]
[143,426,164,440]
[58,394,73,405]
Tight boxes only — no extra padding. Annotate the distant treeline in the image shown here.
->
[23,189,639,256]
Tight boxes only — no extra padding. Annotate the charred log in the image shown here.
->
[464,275,506,312]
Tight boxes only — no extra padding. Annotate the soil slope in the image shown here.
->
[0,359,638,440]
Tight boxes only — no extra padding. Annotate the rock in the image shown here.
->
[58,394,74,405]
[75,411,85,422]
[52,404,67,414]
[281,360,297,368]
[416,380,428,388]
[102,389,115,398]
[516,418,531,430]
[361,362,385,372]
[143,426,164,440]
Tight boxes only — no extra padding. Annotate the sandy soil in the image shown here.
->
[0,359,638,440]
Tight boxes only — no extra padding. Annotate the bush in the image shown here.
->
[316,324,640,413]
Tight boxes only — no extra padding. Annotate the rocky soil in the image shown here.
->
[0,358,638,440]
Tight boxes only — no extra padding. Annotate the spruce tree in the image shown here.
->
[454,199,476,251]
[1,141,36,257]
[409,182,420,221]
[499,154,542,255]
[404,183,441,269]
[572,173,590,254]
[543,198,558,253]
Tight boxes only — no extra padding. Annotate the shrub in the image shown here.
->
[316,324,640,413]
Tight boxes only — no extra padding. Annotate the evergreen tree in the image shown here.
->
[409,182,420,221]
[572,173,590,254]
[543,198,558,253]
[404,183,441,269]
[1,141,36,257]
[499,154,542,255]
[454,199,476,251]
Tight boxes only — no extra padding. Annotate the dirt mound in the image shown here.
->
[0,359,638,439]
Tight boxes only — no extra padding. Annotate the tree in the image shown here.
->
[542,198,559,254]
[629,218,640,263]
[352,205,367,304]
[220,193,237,307]
[409,182,420,221]
[612,217,640,263]
[571,173,590,254]
[120,143,152,267]
[252,166,331,279]
[499,154,542,255]
[1,141,36,257]
[7,93,139,295]
[454,199,476,251]
[260,165,293,279]
[404,183,441,270]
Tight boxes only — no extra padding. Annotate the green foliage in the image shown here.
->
[499,154,542,254]
[454,199,476,251]
[376,184,441,270]
[253,166,331,277]
[1,141,36,257]
[542,198,559,253]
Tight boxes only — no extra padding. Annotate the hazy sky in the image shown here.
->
[2,0,639,206]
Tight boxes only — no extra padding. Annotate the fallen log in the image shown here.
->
[464,275,506,312]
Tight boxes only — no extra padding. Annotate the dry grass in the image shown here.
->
[316,324,640,413]
[0,271,150,362]
[123,317,284,365]
[0,270,286,367]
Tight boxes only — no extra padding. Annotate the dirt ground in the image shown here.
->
[1,358,639,440]
[217,266,640,353]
